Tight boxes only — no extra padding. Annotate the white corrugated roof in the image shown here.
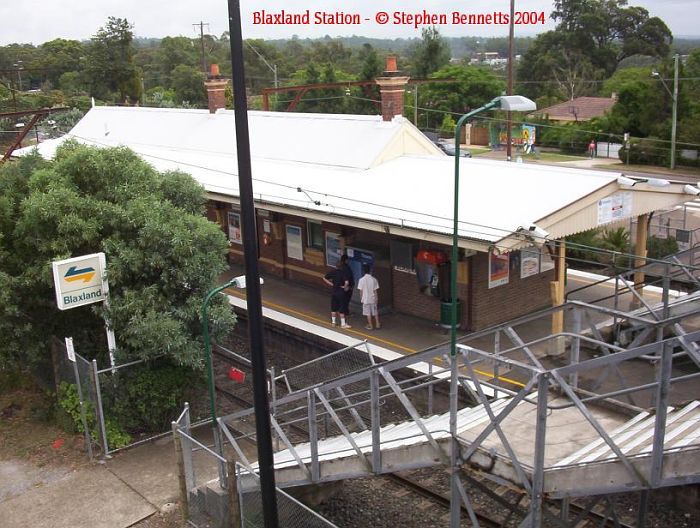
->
[20,106,439,170]
[15,106,692,249]
[101,145,619,245]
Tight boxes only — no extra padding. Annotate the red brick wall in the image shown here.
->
[470,251,554,330]
[391,267,469,327]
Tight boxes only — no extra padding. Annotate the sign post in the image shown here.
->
[53,252,117,372]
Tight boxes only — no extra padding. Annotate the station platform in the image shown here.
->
[221,264,679,360]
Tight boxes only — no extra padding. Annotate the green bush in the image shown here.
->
[107,362,203,434]
[58,381,131,449]
[647,236,679,260]
[618,138,669,167]
[440,114,456,137]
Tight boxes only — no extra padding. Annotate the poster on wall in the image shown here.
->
[521,248,540,278]
[541,245,555,272]
[325,232,342,267]
[597,192,632,225]
[227,212,242,244]
[489,251,510,289]
[286,225,303,261]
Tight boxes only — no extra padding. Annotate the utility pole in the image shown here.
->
[506,0,515,161]
[193,21,209,75]
[651,54,680,170]
[671,53,679,170]
[414,84,418,126]
[13,61,23,92]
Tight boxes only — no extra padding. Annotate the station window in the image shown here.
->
[307,220,323,250]
[390,240,414,271]
[227,212,242,244]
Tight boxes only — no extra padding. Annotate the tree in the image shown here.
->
[33,39,85,88]
[409,27,451,78]
[520,0,672,100]
[170,64,206,106]
[0,144,235,371]
[423,65,505,115]
[84,17,142,102]
[157,36,199,86]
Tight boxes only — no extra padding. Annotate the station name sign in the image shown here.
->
[52,252,108,311]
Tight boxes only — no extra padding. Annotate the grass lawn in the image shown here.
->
[466,146,492,156]
[529,152,588,163]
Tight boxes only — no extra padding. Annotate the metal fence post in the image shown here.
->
[494,329,501,399]
[181,403,195,491]
[270,367,279,451]
[570,308,581,389]
[172,421,190,522]
[227,460,242,528]
[91,359,110,457]
[72,357,93,460]
[427,361,434,414]
[530,373,550,527]
[370,371,381,474]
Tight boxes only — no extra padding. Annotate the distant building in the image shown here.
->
[532,95,618,123]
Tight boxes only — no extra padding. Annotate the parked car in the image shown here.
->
[438,142,472,157]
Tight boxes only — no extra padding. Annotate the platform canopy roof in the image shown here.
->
[15,106,697,253]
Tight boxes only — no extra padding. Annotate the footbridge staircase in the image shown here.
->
[177,258,700,527]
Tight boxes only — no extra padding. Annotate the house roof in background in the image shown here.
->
[534,96,617,122]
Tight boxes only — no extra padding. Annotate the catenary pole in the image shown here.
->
[506,0,515,161]
[226,1,279,527]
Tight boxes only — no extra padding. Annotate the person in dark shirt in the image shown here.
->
[323,261,351,328]
[340,254,355,319]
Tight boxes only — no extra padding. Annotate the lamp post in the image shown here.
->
[201,275,256,427]
[652,54,679,170]
[448,95,535,527]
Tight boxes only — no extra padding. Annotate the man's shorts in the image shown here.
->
[331,292,345,312]
[362,303,378,316]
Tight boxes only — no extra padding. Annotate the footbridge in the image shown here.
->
[211,286,700,527]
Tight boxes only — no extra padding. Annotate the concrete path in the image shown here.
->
[0,464,156,528]
[0,427,220,528]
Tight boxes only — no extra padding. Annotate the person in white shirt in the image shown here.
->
[357,264,380,330]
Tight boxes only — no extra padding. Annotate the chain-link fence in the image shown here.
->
[236,464,338,528]
[52,337,202,458]
[274,340,375,396]
[51,338,103,459]
[172,404,217,527]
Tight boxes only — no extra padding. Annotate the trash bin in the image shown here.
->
[440,299,461,329]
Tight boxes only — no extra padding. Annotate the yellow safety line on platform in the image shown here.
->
[225,288,525,388]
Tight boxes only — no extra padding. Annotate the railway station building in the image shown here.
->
[17,69,698,332]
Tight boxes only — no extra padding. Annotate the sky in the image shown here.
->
[0,0,696,46]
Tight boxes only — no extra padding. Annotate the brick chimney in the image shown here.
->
[375,56,410,122]
[204,64,229,114]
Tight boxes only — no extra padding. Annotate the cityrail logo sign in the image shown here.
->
[52,252,108,311]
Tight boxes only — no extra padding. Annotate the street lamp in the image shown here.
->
[651,53,679,170]
[201,274,265,482]
[201,275,262,428]
[449,95,537,357]
[448,95,535,526]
